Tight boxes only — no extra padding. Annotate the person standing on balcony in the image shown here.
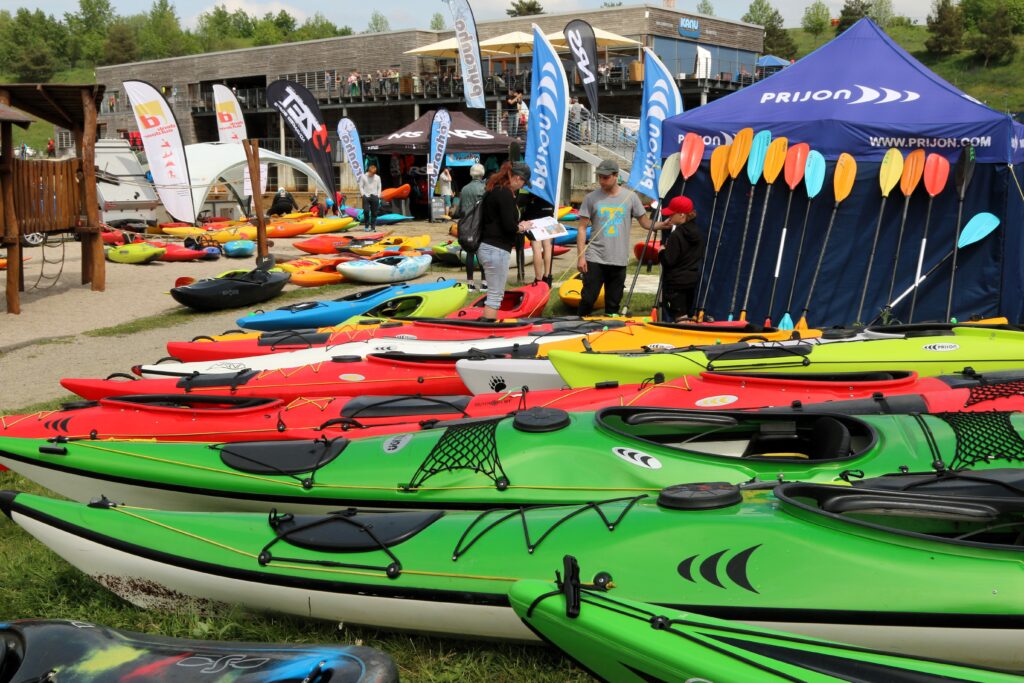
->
[506,90,523,137]
[359,164,382,231]
[569,98,588,143]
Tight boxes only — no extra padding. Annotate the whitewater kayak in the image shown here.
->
[0,619,397,683]
[7,469,1024,668]
[170,268,291,312]
[236,280,463,331]
[448,281,550,320]
[347,234,431,256]
[105,243,165,264]
[511,566,1023,682]
[6,405,1023,513]
[550,324,1024,387]
[335,254,432,284]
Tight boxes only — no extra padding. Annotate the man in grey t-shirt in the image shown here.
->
[576,159,652,316]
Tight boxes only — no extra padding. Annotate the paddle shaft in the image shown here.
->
[945,198,967,321]
[889,246,959,311]
[698,180,737,319]
[886,195,913,304]
[908,197,936,323]
[798,200,841,324]
[729,183,759,317]
[740,183,775,320]
[785,198,815,313]
[621,204,661,314]
[691,191,720,317]
[855,195,890,324]
[765,191,795,323]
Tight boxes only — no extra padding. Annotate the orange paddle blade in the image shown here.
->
[833,153,857,204]
[710,145,730,192]
[783,143,810,191]
[679,132,705,180]
[727,128,754,179]
[900,149,926,197]
[762,137,789,184]
[879,148,904,198]
[923,153,950,198]
[174,276,196,288]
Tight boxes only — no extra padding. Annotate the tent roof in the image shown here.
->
[184,142,328,211]
[0,103,34,129]
[364,110,515,154]
[755,54,789,67]
[662,19,1024,163]
[0,83,104,130]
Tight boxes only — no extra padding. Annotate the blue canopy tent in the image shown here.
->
[661,18,1024,326]
[755,55,790,67]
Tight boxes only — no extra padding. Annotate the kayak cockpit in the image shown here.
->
[597,407,875,462]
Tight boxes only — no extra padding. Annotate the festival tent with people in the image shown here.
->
[661,18,1024,326]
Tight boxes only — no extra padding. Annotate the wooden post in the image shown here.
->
[242,139,268,258]
[80,87,103,291]
[0,90,20,314]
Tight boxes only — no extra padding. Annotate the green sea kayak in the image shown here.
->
[4,406,1024,511]
[511,559,1024,682]
[549,325,1024,388]
[5,468,1024,668]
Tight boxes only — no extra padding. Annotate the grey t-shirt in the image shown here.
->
[579,187,646,266]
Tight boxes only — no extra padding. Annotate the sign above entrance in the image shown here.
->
[679,17,700,39]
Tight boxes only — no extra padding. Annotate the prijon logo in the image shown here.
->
[760,85,920,106]
[613,446,662,469]
[530,61,564,195]
[383,433,413,453]
[635,76,673,194]
[922,343,960,352]
[695,394,739,407]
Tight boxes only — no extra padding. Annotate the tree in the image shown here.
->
[743,0,797,58]
[507,0,544,17]
[272,9,296,34]
[429,12,446,30]
[101,17,140,65]
[4,9,70,72]
[961,0,1024,32]
[925,0,964,55]
[366,10,390,33]
[294,12,345,41]
[10,35,58,81]
[869,0,894,26]
[696,0,714,14]
[138,0,193,59]
[969,0,1017,65]
[66,0,115,65]
[801,0,831,43]
[251,14,283,45]
[836,0,871,34]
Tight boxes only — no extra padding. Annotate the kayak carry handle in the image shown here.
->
[624,412,739,427]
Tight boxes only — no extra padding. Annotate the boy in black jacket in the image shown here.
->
[655,195,702,321]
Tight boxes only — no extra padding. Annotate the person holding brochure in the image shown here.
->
[478,162,533,319]
[518,192,555,285]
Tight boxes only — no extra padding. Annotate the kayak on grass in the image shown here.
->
[6,468,1024,669]
[448,281,550,320]
[0,619,397,683]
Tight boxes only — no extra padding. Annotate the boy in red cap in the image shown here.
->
[654,195,701,321]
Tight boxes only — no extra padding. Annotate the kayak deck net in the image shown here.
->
[965,379,1024,407]
[401,418,509,492]
[934,411,1024,470]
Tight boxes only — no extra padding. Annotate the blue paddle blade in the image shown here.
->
[746,130,772,184]
[958,212,1000,248]
[778,312,794,330]
[804,151,826,199]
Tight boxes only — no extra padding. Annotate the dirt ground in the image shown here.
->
[0,218,658,412]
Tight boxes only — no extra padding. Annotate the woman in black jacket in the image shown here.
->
[477,162,531,319]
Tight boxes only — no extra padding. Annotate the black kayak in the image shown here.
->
[171,268,290,312]
[0,618,397,682]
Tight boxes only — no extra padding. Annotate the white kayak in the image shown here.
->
[138,331,587,378]
[456,357,566,395]
[336,254,432,284]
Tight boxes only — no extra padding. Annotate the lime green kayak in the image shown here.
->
[550,325,1024,388]
[511,563,1024,682]
[5,406,1024,511]
[6,468,1024,668]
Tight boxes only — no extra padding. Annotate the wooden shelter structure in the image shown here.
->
[1,84,105,314]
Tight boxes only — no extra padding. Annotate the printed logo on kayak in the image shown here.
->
[922,343,960,352]
[613,446,662,470]
[338,373,365,381]
[208,362,247,372]
[645,343,674,350]
[695,394,738,407]
[383,434,413,453]
[395,334,418,340]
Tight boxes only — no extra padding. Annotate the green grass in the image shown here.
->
[4,67,97,154]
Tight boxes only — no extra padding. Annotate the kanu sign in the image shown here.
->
[678,17,700,38]
[760,85,921,105]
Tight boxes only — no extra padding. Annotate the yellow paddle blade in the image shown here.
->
[762,137,789,184]
[900,148,926,197]
[879,148,904,198]
[833,153,857,204]
[727,128,754,179]
[710,145,730,192]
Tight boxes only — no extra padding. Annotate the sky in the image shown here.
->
[9,0,932,31]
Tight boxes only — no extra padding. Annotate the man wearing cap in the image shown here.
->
[576,159,654,316]
[655,195,702,321]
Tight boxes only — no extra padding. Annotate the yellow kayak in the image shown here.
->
[349,234,431,256]
[208,225,257,243]
[161,226,209,237]
[105,243,165,264]
[558,273,603,309]
[305,216,355,234]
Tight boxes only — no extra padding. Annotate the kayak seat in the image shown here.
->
[270,509,443,552]
[258,331,331,347]
[744,417,851,461]
[821,493,999,520]
[219,438,348,475]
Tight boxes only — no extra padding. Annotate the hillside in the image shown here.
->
[6,24,1022,154]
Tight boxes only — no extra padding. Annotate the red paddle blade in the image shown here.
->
[174,276,196,288]
[923,153,950,198]
[783,143,810,191]
[679,132,705,180]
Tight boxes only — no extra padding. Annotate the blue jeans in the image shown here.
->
[476,242,510,310]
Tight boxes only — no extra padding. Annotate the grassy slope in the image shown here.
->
[1,67,97,153]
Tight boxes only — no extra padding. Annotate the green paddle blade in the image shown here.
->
[958,212,1000,248]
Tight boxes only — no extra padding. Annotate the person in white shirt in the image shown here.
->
[438,168,454,215]
[358,164,382,231]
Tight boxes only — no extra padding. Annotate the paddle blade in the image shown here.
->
[763,137,789,184]
[954,144,976,200]
[778,312,794,330]
[727,128,754,179]
[833,153,857,204]
[174,276,195,288]
[923,153,950,198]
[710,145,730,192]
[958,212,1000,248]
[900,149,926,197]
[746,130,772,184]
[879,148,904,198]
[784,142,810,191]
[658,152,681,198]
[804,150,826,198]
[679,132,705,180]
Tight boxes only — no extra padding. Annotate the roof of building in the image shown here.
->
[0,84,105,129]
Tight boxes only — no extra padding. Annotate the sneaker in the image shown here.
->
[466,283,478,290]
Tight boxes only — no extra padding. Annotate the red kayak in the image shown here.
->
[166,317,625,363]
[295,233,388,255]
[634,241,659,265]
[448,281,550,320]
[146,240,208,262]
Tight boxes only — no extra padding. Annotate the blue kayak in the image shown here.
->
[223,239,255,258]
[554,226,591,245]
[375,214,414,225]
[236,279,461,330]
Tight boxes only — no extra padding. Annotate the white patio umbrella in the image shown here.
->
[479,30,537,71]
[545,27,643,62]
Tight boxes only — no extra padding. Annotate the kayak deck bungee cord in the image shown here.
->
[6,468,1024,668]
[4,406,1024,512]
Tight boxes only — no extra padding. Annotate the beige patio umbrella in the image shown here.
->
[546,27,643,62]
[479,30,537,71]
[405,37,510,59]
